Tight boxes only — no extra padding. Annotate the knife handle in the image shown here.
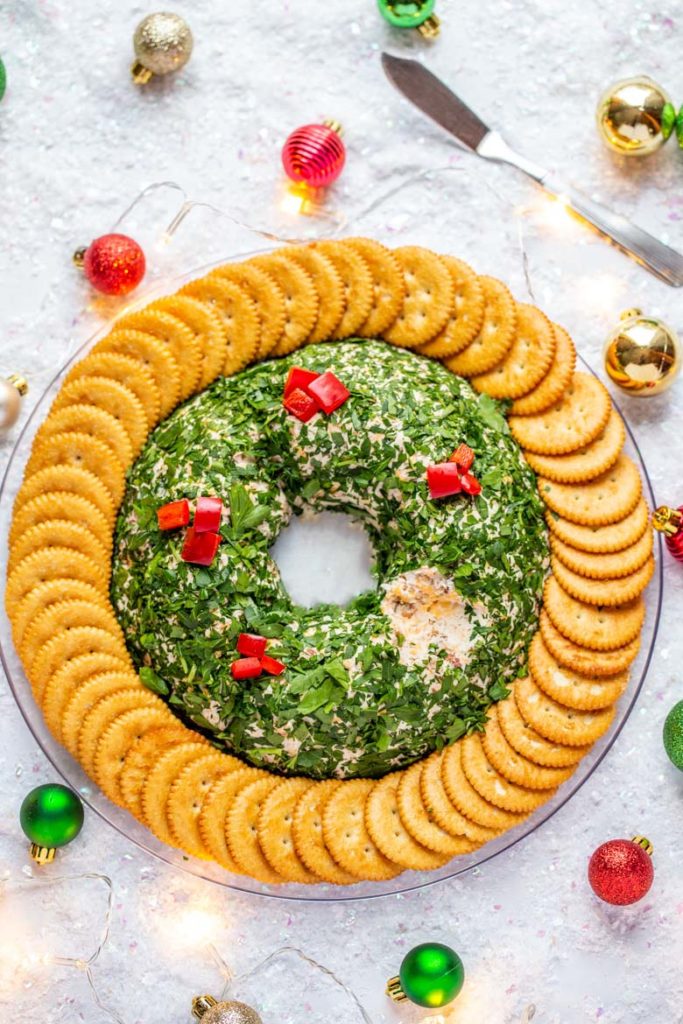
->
[542,176,683,287]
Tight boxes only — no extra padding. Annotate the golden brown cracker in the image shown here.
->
[322,779,400,881]
[9,579,109,650]
[114,309,202,400]
[14,465,116,529]
[25,432,125,507]
[482,706,575,789]
[60,672,143,756]
[509,372,611,455]
[344,238,405,338]
[146,294,228,392]
[121,726,202,819]
[291,780,358,885]
[383,245,454,348]
[470,303,556,399]
[181,276,260,378]
[551,556,654,607]
[21,597,123,669]
[257,778,320,883]
[418,256,485,359]
[310,239,373,341]
[524,408,625,483]
[141,742,210,844]
[6,547,109,612]
[420,751,500,843]
[10,492,112,556]
[461,733,553,813]
[30,625,131,705]
[529,632,629,711]
[538,454,641,527]
[509,324,576,416]
[43,652,130,743]
[9,520,110,577]
[167,751,238,859]
[397,761,477,857]
[441,742,528,829]
[546,496,650,554]
[544,576,645,651]
[515,674,615,747]
[50,377,147,455]
[283,245,346,343]
[497,690,590,767]
[64,351,162,429]
[94,705,173,806]
[445,276,516,376]
[365,772,450,871]
[550,527,653,580]
[226,776,286,884]
[539,609,640,677]
[34,404,133,471]
[95,330,181,418]
[249,252,318,355]
[198,767,261,874]
[213,262,286,358]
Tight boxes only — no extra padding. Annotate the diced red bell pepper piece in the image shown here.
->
[284,366,320,397]
[427,463,463,500]
[284,387,319,423]
[237,632,267,658]
[449,443,475,472]
[460,472,482,496]
[231,657,263,680]
[260,654,286,676]
[307,371,350,414]
[157,498,190,531]
[181,526,221,566]
[195,496,223,533]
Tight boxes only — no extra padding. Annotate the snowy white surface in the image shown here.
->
[1,1,683,1022]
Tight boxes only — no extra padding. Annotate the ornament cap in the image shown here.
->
[417,13,441,37]
[386,976,407,1002]
[131,60,154,85]
[619,307,642,321]
[29,843,56,866]
[192,995,219,1019]
[653,506,682,536]
[322,118,343,137]
[632,834,654,856]
[6,374,28,397]
[73,247,87,269]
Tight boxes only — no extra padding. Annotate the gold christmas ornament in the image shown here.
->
[192,995,263,1024]
[603,308,680,396]
[131,12,193,84]
[0,374,28,430]
[596,76,674,156]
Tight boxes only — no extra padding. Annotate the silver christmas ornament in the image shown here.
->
[192,994,263,1024]
[0,374,28,429]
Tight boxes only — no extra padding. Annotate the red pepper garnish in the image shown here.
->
[237,632,267,658]
[231,657,263,680]
[157,499,190,531]
[284,366,320,397]
[449,443,475,472]
[195,496,223,533]
[307,371,350,414]
[460,471,482,496]
[427,463,463,500]
[181,526,221,566]
[283,387,319,423]
[260,654,286,676]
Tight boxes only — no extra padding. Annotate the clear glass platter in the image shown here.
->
[0,168,664,901]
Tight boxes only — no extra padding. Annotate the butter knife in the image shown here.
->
[382,53,683,287]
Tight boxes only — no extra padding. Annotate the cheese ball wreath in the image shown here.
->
[6,239,653,885]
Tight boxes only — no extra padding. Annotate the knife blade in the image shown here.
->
[381,52,683,287]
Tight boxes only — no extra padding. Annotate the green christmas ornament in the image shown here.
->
[377,0,440,38]
[663,700,683,770]
[0,57,6,102]
[386,942,465,1008]
[676,107,683,149]
[20,783,84,865]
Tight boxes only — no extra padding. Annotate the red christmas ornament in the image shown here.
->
[588,835,654,906]
[74,233,146,296]
[281,120,346,188]
[653,505,683,563]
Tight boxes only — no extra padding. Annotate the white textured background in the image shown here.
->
[1,2,683,1022]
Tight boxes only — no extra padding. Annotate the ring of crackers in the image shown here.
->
[5,239,654,887]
